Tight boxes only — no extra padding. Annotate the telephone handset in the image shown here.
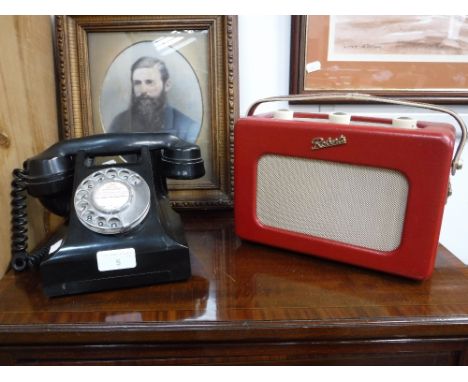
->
[11,133,204,297]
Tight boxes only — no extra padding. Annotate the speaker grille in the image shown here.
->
[256,155,409,252]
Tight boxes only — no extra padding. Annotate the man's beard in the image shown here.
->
[131,91,167,132]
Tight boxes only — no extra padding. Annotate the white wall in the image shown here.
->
[238,16,292,113]
[238,15,468,264]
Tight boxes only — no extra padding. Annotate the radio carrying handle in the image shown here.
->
[247,93,467,176]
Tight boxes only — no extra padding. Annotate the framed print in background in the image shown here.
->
[55,15,238,208]
[290,15,468,102]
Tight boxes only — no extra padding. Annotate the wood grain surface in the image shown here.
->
[0,16,59,278]
[0,211,467,364]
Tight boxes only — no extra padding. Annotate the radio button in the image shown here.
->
[273,109,294,120]
[392,116,418,129]
[329,112,351,125]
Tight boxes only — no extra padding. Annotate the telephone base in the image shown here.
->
[43,268,189,298]
[41,246,191,297]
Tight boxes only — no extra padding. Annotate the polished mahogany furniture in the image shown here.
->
[0,211,467,365]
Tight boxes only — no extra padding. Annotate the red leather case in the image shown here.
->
[235,111,456,279]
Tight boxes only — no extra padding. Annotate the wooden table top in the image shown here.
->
[0,211,467,344]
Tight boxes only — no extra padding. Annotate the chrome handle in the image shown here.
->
[247,93,466,176]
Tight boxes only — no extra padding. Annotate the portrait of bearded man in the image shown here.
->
[108,56,200,143]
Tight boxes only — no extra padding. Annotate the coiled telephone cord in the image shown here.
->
[10,169,49,271]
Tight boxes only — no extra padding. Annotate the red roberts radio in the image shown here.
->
[234,93,466,280]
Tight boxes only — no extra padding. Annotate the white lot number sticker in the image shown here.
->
[97,248,137,272]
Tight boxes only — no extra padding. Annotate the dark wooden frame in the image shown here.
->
[55,16,238,208]
[290,15,468,103]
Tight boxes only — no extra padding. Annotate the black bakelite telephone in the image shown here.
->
[10,133,205,297]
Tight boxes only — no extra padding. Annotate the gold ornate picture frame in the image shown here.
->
[55,15,238,208]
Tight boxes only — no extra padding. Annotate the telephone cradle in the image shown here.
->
[10,133,205,297]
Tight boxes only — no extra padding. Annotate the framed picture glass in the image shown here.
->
[55,16,238,208]
[290,15,468,102]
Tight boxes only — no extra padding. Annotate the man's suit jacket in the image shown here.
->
[108,105,200,143]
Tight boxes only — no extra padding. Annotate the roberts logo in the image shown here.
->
[312,135,347,150]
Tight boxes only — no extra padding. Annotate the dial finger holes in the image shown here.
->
[118,169,131,180]
[85,211,96,222]
[106,169,118,179]
[92,171,105,182]
[108,218,122,229]
[128,174,142,186]
[76,190,89,200]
